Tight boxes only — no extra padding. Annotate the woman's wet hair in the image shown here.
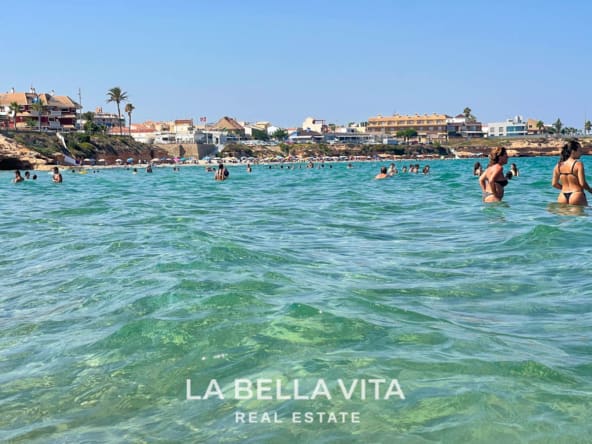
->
[488,147,507,167]
[560,139,581,162]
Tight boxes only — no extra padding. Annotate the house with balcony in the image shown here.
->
[367,113,449,142]
[92,107,125,130]
[446,115,484,138]
[0,88,80,130]
[487,116,528,137]
[326,126,375,144]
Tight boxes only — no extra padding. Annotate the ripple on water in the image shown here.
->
[1,159,591,442]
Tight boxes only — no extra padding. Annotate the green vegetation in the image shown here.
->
[30,100,44,131]
[1,130,156,160]
[463,107,477,122]
[106,86,128,135]
[125,103,135,135]
[396,128,418,142]
[251,128,269,141]
[272,129,288,141]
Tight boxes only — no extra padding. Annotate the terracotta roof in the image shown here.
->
[0,91,80,108]
[211,116,244,131]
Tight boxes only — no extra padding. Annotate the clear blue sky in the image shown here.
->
[2,0,591,129]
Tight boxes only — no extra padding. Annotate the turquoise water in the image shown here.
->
[1,158,591,443]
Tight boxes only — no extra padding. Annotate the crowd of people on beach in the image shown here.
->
[10,139,592,208]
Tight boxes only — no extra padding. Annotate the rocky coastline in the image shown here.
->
[1,131,590,170]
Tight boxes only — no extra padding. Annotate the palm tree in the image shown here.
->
[106,87,128,135]
[585,120,591,135]
[553,118,563,136]
[30,99,45,132]
[124,103,135,136]
[536,120,545,134]
[9,101,19,130]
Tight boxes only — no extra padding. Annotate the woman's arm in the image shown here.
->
[551,164,562,190]
[577,163,592,192]
[478,170,488,192]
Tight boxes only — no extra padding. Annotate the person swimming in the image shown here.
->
[509,163,519,177]
[13,170,24,183]
[479,146,508,202]
[375,166,388,180]
[52,167,63,183]
[551,139,592,206]
[473,162,483,176]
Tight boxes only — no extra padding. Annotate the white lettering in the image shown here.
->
[256,378,273,400]
[186,379,224,400]
[367,378,386,400]
[293,379,309,400]
[203,379,224,399]
[337,378,358,400]
[276,379,291,400]
[311,379,331,400]
[235,379,253,399]
[384,379,405,400]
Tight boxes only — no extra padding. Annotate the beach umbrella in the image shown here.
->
[127,158,134,163]
[115,159,123,164]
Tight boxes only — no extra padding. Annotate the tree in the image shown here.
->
[396,128,418,143]
[9,101,19,130]
[553,118,563,136]
[30,99,45,132]
[536,120,545,134]
[463,107,477,122]
[125,103,135,135]
[279,143,290,157]
[585,120,591,135]
[252,128,269,141]
[106,87,128,135]
[272,129,288,141]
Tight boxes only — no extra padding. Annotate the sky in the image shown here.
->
[2,0,592,129]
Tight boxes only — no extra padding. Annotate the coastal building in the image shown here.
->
[526,118,547,135]
[288,129,324,143]
[172,119,197,143]
[124,119,204,144]
[487,116,528,137]
[126,123,157,144]
[302,117,328,134]
[92,107,125,129]
[210,116,244,137]
[0,87,80,130]
[326,126,375,144]
[366,113,449,142]
[446,115,483,138]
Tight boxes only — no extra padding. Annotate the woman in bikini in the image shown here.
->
[552,139,592,206]
[479,146,509,202]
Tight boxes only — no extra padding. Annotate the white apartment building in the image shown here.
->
[487,116,528,137]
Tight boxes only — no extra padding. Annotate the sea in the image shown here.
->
[1,157,591,443]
